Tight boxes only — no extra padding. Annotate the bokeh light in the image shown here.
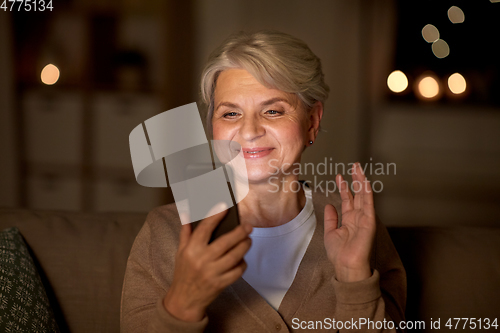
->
[448,6,465,24]
[387,70,408,93]
[432,39,450,59]
[448,73,467,94]
[422,24,440,43]
[417,75,440,99]
[41,64,60,85]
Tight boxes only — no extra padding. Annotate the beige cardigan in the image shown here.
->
[121,187,406,332]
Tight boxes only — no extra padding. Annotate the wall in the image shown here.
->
[0,12,18,207]
[1,1,498,226]
[372,104,500,227]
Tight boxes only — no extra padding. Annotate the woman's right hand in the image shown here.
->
[163,203,253,322]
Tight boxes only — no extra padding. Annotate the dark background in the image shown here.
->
[394,0,500,105]
[1,0,499,227]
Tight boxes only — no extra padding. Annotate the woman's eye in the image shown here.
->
[223,112,239,118]
[265,110,283,115]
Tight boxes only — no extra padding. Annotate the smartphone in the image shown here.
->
[185,163,240,243]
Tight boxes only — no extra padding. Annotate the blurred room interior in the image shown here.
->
[0,0,498,227]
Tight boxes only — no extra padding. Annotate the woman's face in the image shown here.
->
[212,68,322,184]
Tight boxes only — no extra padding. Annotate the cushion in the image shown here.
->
[0,227,60,332]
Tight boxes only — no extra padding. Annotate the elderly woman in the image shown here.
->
[121,31,406,332]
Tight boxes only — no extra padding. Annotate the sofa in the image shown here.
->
[0,208,499,333]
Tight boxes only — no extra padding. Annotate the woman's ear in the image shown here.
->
[307,101,324,143]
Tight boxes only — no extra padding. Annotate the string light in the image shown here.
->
[432,39,450,59]
[422,24,440,43]
[448,73,466,94]
[416,74,441,100]
[387,70,408,93]
[448,6,465,24]
[41,64,60,85]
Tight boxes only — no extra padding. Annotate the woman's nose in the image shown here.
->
[238,116,265,142]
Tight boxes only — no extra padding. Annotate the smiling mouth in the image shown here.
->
[241,147,273,151]
[243,149,268,154]
[235,147,274,156]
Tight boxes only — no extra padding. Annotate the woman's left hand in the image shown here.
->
[324,162,376,282]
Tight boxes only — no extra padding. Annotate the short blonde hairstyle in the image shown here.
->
[200,30,329,136]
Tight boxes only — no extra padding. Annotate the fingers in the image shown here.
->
[351,164,363,210]
[336,173,354,213]
[212,236,252,273]
[219,259,248,286]
[178,223,192,251]
[172,203,250,307]
[186,202,252,264]
[209,223,253,259]
[324,204,339,232]
[351,163,375,211]
[336,163,375,215]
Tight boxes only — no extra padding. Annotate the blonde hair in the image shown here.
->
[200,30,329,136]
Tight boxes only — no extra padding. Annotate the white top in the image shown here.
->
[242,184,316,310]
